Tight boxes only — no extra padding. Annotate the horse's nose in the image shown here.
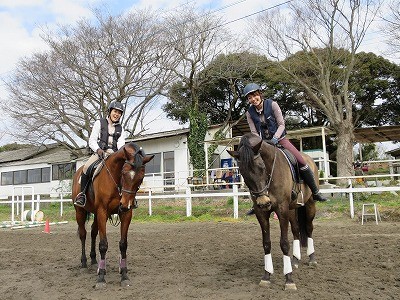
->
[256,195,272,210]
[118,203,131,214]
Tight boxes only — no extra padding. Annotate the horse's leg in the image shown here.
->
[255,210,273,287]
[95,209,108,289]
[289,210,301,269]
[119,210,133,287]
[75,208,88,268]
[306,201,317,266]
[90,215,98,266]
[277,207,297,291]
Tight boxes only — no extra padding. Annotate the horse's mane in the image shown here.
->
[125,142,144,171]
[238,135,255,173]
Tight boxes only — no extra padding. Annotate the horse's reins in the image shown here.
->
[249,145,278,199]
[102,147,143,196]
[102,160,122,195]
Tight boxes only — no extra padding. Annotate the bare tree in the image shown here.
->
[3,8,176,152]
[381,0,400,59]
[250,0,382,180]
[161,4,232,172]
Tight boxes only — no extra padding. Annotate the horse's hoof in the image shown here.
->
[308,261,318,267]
[284,283,297,291]
[121,279,131,287]
[259,280,271,287]
[95,281,106,289]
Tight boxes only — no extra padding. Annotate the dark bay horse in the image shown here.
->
[228,133,317,290]
[72,142,154,289]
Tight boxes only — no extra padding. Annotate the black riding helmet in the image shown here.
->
[108,101,124,114]
[243,83,261,98]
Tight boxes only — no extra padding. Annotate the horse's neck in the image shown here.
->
[260,144,277,165]
[106,151,125,173]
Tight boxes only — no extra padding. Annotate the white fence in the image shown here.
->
[1,186,70,225]
[1,176,399,223]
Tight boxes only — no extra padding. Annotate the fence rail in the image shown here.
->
[2,176,399,223]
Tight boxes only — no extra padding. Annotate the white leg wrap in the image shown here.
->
[307,237,315,256]
[283,255,292,275]
[293,239,301,260]
[264,254,274,274]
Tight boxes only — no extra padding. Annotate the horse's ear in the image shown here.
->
[253,140,262,154]
[143,154,155,164]
[227,149,239,159]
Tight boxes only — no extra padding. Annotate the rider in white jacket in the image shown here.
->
[74,101,126,207]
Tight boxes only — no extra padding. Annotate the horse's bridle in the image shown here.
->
[247,145,278,199]
[102,147,144,211]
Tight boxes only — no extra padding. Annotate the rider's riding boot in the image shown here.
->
[300,165,327,202]
[74,172,89,207]
[246,207,255,215]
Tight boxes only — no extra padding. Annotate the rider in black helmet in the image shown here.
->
[74,101,126,208]
[243,83,327,215]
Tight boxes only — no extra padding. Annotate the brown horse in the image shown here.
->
[72,142,154,289]
[228,133,317,290]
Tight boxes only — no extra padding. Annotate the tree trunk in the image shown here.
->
[335,121,355,185]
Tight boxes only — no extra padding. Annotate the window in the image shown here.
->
[27,169,41,183]
[52,163,76,180]
[13,170,27,185]
[1,172,13,185]
[1,167,51,186]
[145,153,161,175]
[163,151,175,189]
[42,167,50,182]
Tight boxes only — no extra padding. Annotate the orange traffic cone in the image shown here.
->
[43,219,51,234]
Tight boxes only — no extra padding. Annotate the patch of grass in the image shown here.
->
[315,192,400,221]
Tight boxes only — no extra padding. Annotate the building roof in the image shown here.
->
[0,144,81,167]
[353,125,400,143]
[231,119,400,143]
[129,127,189,142]
[386,147,400,158]
[0,145,54,164]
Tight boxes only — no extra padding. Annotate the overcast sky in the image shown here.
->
[0,0,397,149]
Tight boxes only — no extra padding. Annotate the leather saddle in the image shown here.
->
[277,146,305,206]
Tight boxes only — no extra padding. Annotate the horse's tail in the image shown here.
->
[297,206,308,247]
[86,212,91,222]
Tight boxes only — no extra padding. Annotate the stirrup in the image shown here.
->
[132,200,138,209]
[296,190,305,206]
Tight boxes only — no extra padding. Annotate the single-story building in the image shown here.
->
[0,144,81,199]
[0,125,234,198]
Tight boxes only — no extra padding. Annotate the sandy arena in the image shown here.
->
[0,219,398,300]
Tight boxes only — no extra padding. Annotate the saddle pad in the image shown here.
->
[91,160,105,180]
[278,148,299,182]
[281,148,297,165]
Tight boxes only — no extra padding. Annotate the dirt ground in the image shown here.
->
[0,218,398,300]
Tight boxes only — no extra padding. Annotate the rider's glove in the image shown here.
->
[97,148,105,159]
[270,136,279,145]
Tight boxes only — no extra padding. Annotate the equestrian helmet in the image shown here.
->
[108,101,124,113]
[243,83,261,97]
